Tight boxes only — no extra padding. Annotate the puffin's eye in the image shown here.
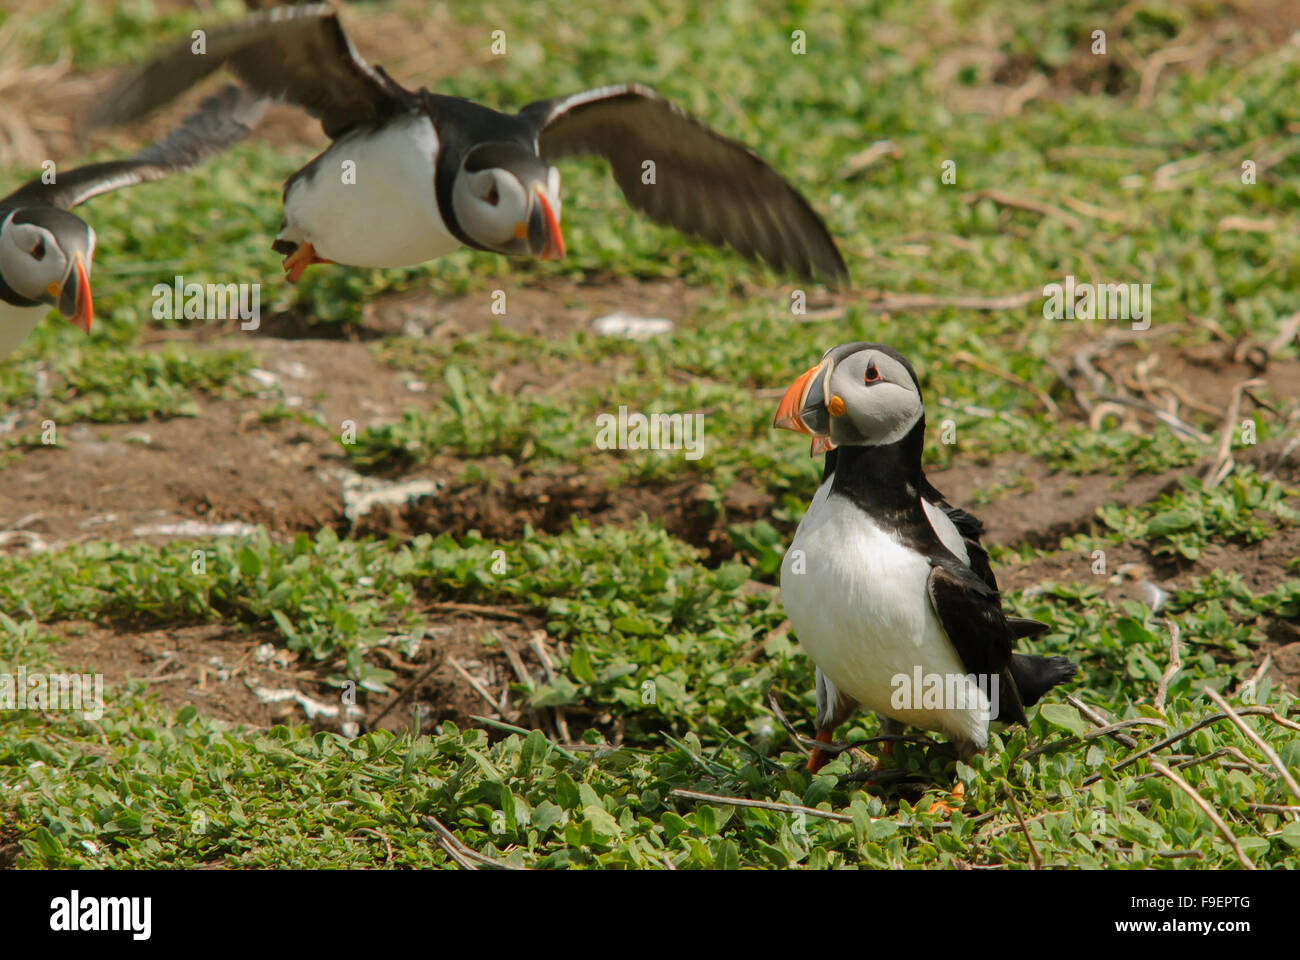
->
[30,239,45,261]
[485,184,500,206]
[865,361,880,383]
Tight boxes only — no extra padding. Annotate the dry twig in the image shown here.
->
[427,601,527,622]
[951,350,1061,420]
[962,189,1083,233]
[1004,783,1042,870]
[1148,761,1254,870]
[529,630,571,742]
[669,788,854,824]
[1205,688,1300,803]
[422,815,526,871]
[447,656,506,717]
[1204,378,1266,488]
[1068,695,1137,748]
[1153,619,1182,712]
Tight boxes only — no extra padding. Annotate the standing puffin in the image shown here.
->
[90,3,849,286]
[0,86,264,359]
[773,342,1075,772]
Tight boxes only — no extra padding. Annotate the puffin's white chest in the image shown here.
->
[779,489,989,742]
[0,299,45,359]
[280,115,461,268]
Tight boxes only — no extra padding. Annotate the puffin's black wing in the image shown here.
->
[927,558,1077,724]
[922,478,1049,640]
[919,472,1002,591]
[925,557,1014,683]
[91,4,406,140]
[3,86,265,211]
[521,85,849,286]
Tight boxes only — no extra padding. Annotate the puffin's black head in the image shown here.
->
[0,207,95,332]
[451,142,564,260]
[773,342,923,451]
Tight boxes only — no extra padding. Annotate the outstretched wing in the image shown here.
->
[91,4,407,139]
[3,85,266,211]
[521,85,849,285]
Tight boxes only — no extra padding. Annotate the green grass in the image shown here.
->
[1,0,1298,869]
[2,519,1297,868]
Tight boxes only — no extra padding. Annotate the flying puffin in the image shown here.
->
[773,342,1076,773]
[89,3,849,286]
[0,86,265,359]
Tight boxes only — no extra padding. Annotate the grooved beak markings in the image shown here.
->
[532,185,565,261]
[773,362,822,433]
[58,254,93,333]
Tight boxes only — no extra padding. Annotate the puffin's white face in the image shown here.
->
[0,208,95,331]
[774,343,924,449]
[823,349,923,447]
[0,213,70,299]
[451,154,564,259]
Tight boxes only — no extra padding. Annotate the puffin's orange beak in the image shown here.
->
[57,254,93,334]
[529,184,565,261]
[774,361,825,434]
[775,360,837,456]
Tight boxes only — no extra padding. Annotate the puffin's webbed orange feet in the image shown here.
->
[926,780,966,816]
[282,241,334,283]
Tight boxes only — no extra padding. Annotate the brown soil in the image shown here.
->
[50,604,555,736]
[3,322,1295,563]
[0,336,409,547]
[929,454,1183,549]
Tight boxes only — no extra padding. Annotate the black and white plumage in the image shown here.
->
[0,85,265,358]
[91,3,849,285]
[773,342,1075,771]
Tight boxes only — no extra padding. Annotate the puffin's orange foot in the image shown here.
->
[806,729,834,773]
[926,780,966,816]
[282,241,334,283]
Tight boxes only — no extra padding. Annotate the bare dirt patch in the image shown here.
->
[363,607,552,736]
[998,510,1300,693]
[928,454,1183,549]
[352,458,770,561]
[55,621,288,728]
[358,277,715,341]
[47,604,565,735]
[0,807,20,869]
[1262,637,1300,694]
[3,343,1293,573]
[0,336,414,548]
[947,0,1300,109]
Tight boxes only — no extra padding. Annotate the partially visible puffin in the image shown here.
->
[0,86,264,358]
[774,342,1076,772]
[91,4,848,285]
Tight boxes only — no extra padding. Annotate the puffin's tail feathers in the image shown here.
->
[1009,653,1077,708]
[1006,616,1050,640]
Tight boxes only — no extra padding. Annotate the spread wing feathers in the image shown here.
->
[90,4,404,140]
[522,85,849,285]
[3,86,266,211]
[925,557,1028,726]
